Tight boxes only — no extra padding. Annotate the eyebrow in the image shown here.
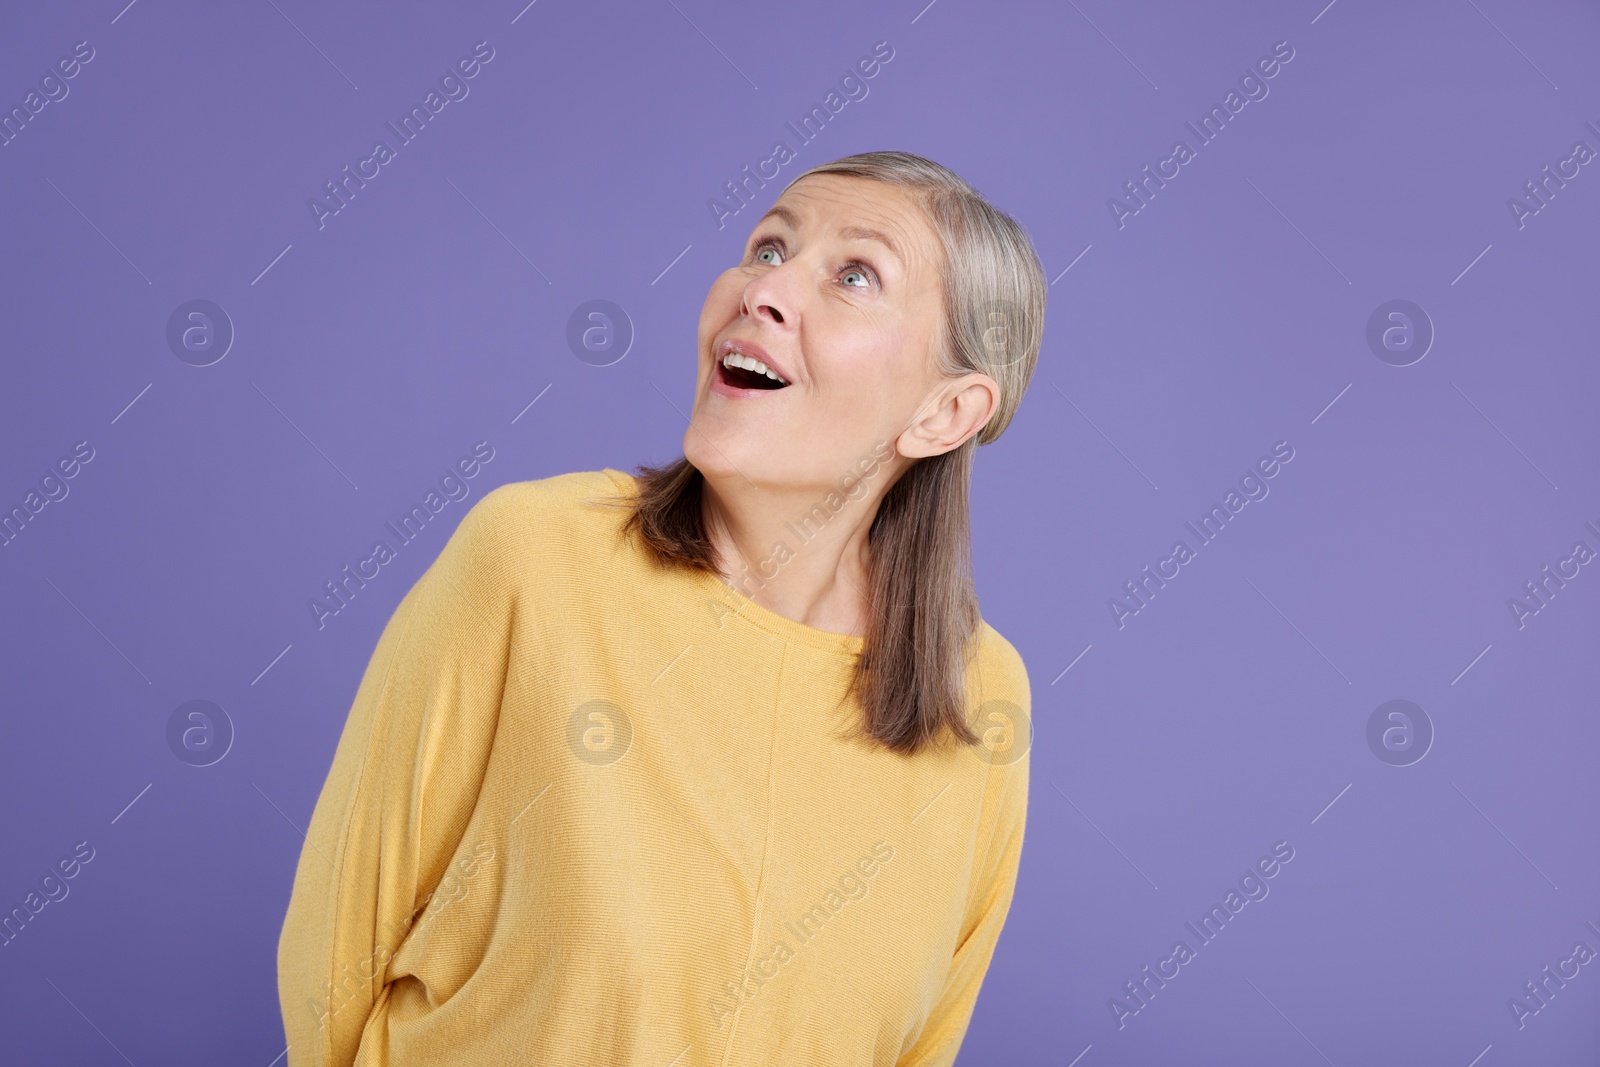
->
[756,204,904,273]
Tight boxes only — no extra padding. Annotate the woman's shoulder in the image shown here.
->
[961,618,1032,817]
[970,618,1031,712]
[471,467,633,514]
[460,468,636,538]
[436,468,641,586]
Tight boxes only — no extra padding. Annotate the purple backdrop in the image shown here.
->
[3,0,1598,1063]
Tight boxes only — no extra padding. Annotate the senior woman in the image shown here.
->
[277,150,1047,1066]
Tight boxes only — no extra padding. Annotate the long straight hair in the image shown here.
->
[599,151,1046,757]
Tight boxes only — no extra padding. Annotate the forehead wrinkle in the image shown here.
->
[836,224,905,274]
[756,202,910,276]
[757,203,801,231]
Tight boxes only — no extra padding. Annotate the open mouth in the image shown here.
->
[717,359,789,390]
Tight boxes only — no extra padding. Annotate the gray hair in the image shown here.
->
[786,150,1046,445]
[608,150,1048,756]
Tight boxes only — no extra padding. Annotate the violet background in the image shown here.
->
[2,0,1598,1063]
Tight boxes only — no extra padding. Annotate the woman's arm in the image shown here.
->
[276,488,518,1067]
[897,755,1030,1067]
[898,643,1033,1067]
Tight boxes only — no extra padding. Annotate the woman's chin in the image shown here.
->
[684,431,780,485]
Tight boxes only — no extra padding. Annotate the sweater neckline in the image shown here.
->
[600,466,866,658]
[689,563,866,659]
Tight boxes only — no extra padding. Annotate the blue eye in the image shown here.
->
[749,236,877,289]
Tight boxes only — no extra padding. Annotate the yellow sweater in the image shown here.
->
[277,468,1032,1066]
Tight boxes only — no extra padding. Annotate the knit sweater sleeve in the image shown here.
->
[276,486,520,1067]
[897,642,1033,1067]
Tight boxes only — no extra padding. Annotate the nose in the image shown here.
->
[739,263,793,326]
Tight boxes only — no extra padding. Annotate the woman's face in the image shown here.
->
[686,173,958,495]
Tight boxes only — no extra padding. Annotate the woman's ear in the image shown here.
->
[895,373,999,459]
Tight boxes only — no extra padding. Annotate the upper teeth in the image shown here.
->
[722,350,786,384]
